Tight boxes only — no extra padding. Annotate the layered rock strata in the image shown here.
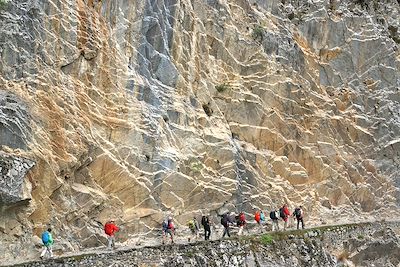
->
[0,0,399,262]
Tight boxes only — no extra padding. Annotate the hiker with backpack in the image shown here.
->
[254,209,264,233]
[104,220,119,249]
[201,214,212,240]
[162,218,169,244]
[269,209,280,231]
[293,206,305,229]
[221,212,232,238]
[187,216,200,242]
[260,211,266,225]
[40,228,54,259]
[166,217,175,244]
[237,212,246,236]
[279,204,291,230]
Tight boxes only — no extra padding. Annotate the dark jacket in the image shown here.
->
[202,216,211,228]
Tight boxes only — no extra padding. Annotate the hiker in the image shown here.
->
[162,218,169,244]
[166,216,175,244]
[221,213,231,238]
[237,212,246,236]
[293,206,305,229]
[187,216,200,242]
[104,220,119,249]
[279,204,291,230]
[201,214,212,240]
[40,228,54,259]
[254,210,264,233]
[260,211,266,225]
[269,209,279,231]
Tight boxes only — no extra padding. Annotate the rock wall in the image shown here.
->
[0,152,35,204]
[0,0,399,262]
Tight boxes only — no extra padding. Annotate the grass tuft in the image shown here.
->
[260,234,274,245]
[215,83,230,93]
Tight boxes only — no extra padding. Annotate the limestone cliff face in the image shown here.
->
[0,0,399,261]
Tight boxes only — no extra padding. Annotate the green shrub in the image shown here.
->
[215,83,230,93]
[252,25,264,41]
[190,161,203,173]
[260,234,274,245]
[0,0,8,9]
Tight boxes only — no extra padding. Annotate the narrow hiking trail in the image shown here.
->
[2,220,400,267]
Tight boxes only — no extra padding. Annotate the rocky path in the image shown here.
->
[2,221,400,267]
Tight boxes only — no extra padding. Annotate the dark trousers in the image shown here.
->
[204,226,211,240]
[297,218,304,229]
[222,226,230,237]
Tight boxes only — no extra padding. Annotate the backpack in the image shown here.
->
[238,213,246,226]
[187,220,195,230]
[162,220,168,231]
[168,220,174,230]
[270,211,277,220]
[41,231,50,244]
[279,208,285,218]
[260,212,265,221]
[254,211,261,222]
[221,215,228,226]
[294,208,302,218]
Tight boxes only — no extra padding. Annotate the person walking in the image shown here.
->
[193,216,200,239]
[40,228,54,259]
[104,220,119,249]
[293,206,305,229]
[269,209,280,231]
[162,218,169,244]
[237,212,246,236]
[166,217,175,244]
[201,214,212,240]
[221,213,231,238]
[279,204,291,230]
[187,216,200,242]
[254,210,263,233]
[260,211,266,225]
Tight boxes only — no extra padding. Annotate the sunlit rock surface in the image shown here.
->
[0,0,399,262]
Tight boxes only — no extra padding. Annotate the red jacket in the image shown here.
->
[104,222,119,236]
[283,207,290,217]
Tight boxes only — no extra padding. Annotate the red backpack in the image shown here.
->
[239,213,246,223]
[254,211,261,222]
